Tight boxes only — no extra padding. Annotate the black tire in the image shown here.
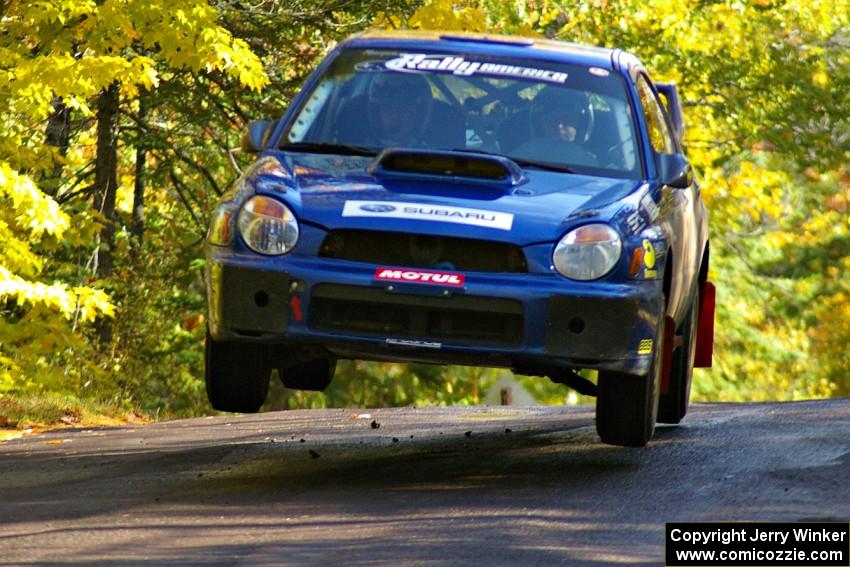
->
[596,313,665,447]
[658,292,698,424]
[205,330,270,413]
[279,358,336,391]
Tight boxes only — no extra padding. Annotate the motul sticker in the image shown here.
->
[375,267,465,287]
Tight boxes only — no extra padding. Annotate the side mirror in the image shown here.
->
[655,82,685,143]
[657,153,693,189]
[241,119,274,153]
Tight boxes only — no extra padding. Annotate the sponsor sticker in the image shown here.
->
[624,184,653,234]
[375,267,465,287]
[640,193,659,222]
[643,239,657,269]
[342,200,514,231]
[386,338,442,349]
[642,239,657,278]
[384,53,568,84]
[359,203,397,213]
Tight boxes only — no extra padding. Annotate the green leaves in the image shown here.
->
[390,0,850,401]
[0,0,269,399]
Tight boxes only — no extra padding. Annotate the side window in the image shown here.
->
[636,75,675,155]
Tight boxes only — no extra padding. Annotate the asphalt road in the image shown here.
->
[1,399,848,566]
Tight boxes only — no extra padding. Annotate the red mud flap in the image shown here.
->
[660,316,675,394]
[694,281,715,368]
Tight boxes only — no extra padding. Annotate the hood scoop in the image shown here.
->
[369,148,528,188]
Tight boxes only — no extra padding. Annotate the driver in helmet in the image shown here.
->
[368,72,434,148]
[511,87,596,166]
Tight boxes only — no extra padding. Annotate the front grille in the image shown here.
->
[310,284,523,347]
[319,230,527,273]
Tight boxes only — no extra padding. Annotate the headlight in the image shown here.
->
[553,224,622,280]
[238,195,299,255]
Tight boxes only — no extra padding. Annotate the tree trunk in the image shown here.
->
[42,98,72,196]
[131,92,147,252]
[93,82,120,277]
[93,82,120,344]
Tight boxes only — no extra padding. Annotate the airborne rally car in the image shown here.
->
[205,31,714,447]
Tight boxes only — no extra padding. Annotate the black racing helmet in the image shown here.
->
[529,87,594,142]
[368,71,433,112]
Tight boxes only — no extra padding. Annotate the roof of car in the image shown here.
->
[342,30,623,70]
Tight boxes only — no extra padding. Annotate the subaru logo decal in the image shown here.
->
[360,204,396,213]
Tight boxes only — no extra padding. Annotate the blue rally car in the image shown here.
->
[205,31,715,446]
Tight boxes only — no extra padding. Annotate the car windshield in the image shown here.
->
[282,48,643,179]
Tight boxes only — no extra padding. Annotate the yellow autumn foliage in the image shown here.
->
[409,0,489,32]
[0,0,269,394]
[384,0,850,402]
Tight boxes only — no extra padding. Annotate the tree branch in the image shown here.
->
[169,169,205,235]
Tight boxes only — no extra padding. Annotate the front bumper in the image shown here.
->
[207,246,664,376]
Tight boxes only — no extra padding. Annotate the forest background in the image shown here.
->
[1,0,848,427]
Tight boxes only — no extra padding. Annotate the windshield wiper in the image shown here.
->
[280,142,377,157]
[507,158,577,174]
[450,148,506,158]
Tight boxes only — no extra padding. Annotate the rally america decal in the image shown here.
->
[342,200,514,231]
[384,53,568,85]
[375,267,465,287]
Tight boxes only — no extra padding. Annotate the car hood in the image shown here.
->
[258,151,643,245]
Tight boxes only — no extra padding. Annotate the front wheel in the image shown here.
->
[205,329,270,413]
[596,315,665,447]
